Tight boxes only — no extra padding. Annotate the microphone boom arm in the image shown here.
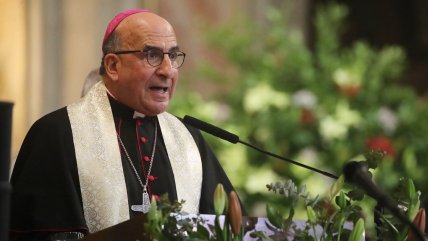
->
[239,140,339,180]
[183,115,338,180]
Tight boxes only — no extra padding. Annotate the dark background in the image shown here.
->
[310,0,428,95]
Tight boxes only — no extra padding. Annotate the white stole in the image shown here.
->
[67,81,202,233]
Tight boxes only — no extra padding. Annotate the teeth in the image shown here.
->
[150,87,168,93]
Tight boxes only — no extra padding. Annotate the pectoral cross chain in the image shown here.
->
[117,119,158,214]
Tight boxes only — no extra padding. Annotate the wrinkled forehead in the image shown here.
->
[116,12,178,49]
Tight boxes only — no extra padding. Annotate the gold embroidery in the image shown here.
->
[68,81,203,232]
[159,112,202,214]
[68,82,129,233]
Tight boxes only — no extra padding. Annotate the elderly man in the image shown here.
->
[10,9,239,241]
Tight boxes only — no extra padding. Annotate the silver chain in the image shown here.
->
[116,119,158,191]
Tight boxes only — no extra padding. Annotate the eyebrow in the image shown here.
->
[143,45,180,52]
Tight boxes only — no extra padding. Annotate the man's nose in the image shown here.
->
[156,55,175,77]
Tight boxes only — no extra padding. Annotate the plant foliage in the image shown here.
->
[144,153,422,240]
[169,1,428,239]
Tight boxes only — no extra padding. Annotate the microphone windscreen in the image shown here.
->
[183,115,239,144]
[343,161,370,183]
[343,161,386,202]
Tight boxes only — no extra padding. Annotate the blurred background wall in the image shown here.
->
[0,0,427,173]
[0,0,143,169]
[0,0,26,169]
[0,0,310,169]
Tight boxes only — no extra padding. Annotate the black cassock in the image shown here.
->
[10,95,239,240]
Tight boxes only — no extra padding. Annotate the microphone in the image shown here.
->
[183,115,338,180]
[183,115,239,144]
[343,161,426,241]
[343,161,395,207]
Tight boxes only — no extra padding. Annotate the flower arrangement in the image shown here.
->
[143,151,425,241]
[143,188,244,241]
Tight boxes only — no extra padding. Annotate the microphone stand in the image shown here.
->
[344,161,426,241]
[375,202,426,241]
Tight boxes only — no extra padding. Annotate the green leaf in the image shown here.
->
[329,175,345,201]
[407,178,416,199]
[336,191,347,209]
[223,212,230,241]
[147,197,160,223]
[189,223,211,240]
[266,204,283,228]
[214,216,225,241]
[407,179,420,220]
[214,183,226,215]
[347,218,364,241]
[307,206,318,224]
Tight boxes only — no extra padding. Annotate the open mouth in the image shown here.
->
[149,86,168,93]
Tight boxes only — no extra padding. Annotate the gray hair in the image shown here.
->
[82,68,102,97]
[99,31,121,76]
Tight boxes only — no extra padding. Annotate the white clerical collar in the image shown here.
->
[133,111,146,119]
[105,88,147,119]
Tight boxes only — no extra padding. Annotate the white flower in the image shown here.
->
[333,68,361,85]
[243,82,289,114]
[336,101,362,127]
[319,101,362,141]
[377,107,398,134]
[292,89,317,109]
[296,147,319,164]
[319,116,348,141]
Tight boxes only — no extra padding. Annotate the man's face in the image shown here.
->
[110,13,179,116]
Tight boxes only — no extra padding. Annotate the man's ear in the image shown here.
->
[104,53,120,81]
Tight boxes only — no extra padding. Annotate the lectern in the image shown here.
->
[80,214,150,241]
[0,101,13,241]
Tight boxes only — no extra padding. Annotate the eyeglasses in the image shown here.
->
[111,49,186,68]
